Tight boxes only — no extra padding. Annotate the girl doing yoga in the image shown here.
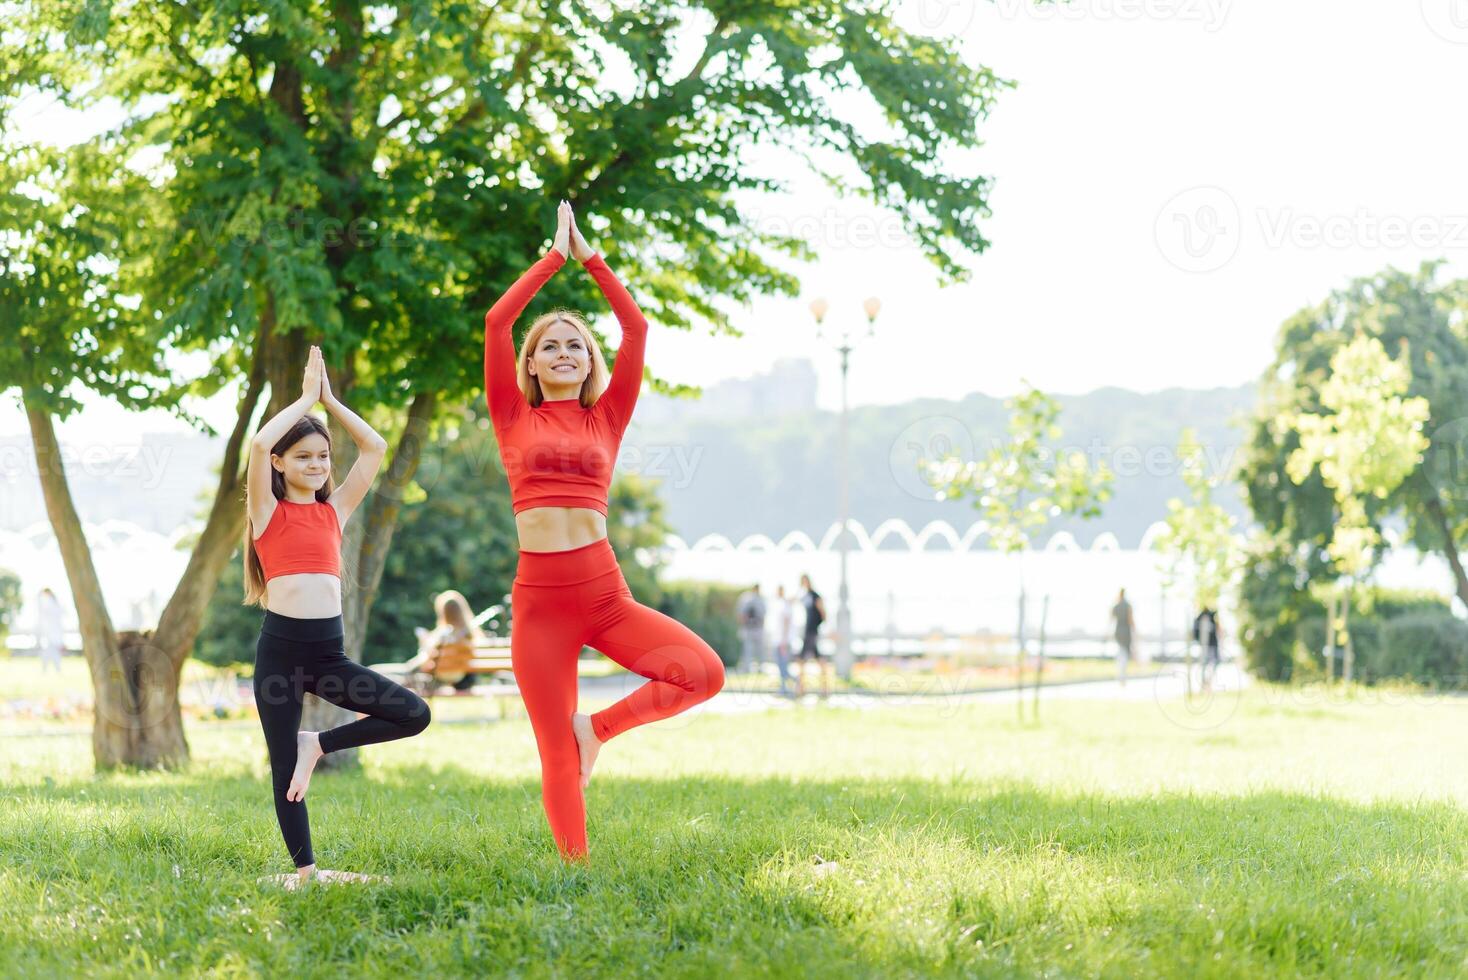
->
[245,346,432,886]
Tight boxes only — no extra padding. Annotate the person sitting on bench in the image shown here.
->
[403,590,483,694]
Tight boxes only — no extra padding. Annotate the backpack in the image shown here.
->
[808,592,825,628]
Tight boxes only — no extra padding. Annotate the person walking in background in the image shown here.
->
[735,583,767,676]
[770,584,798,696]
[34,588,65,674]
[795,574,830,699]
[1193,605,1223,692]
[1111,587,1136,688]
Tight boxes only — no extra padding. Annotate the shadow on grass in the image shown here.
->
[1,763,1465,975]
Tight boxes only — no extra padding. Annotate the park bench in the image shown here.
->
[405,604,523,717]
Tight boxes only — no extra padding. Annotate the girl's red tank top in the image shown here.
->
[483,250,647,517]
[252,499,342,580]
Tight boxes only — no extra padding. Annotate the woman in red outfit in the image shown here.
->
[484,200,725,862]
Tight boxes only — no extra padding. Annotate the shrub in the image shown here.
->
[1294,590,1465,689]
[656,579,743,669]
[1375,610,1468,688]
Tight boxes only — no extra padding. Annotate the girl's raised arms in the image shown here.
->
[318,358,389,528]
[246,347,325,538]
[245,346,389,535]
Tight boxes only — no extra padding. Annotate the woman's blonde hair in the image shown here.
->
[242,415,337,608]
[434,589,486,642]
[516,309,611,408]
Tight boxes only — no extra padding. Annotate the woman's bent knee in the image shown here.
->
[699,651,726,699]
[404,695,432,735]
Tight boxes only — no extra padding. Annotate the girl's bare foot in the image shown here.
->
[314,868,387,884]
[571,712,602,789]
[286,731,323,802]
[259,867,387,888]
[257,872,305,889]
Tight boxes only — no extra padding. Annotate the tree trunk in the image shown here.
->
[24,398,188,769]
[342,389,438,662]
[152,318,269,671]
[1424,494,1468,611]
[1323,591,1338,682]
[1031,594,1049,722]
[1014,581,1026,724]
[306,389,439,766]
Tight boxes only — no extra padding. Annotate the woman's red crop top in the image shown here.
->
[483,249,647,517]
[252,499,342,580]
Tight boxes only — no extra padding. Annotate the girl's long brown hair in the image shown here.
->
[243,415,336,607]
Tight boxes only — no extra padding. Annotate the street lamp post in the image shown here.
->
[810,295,881,681]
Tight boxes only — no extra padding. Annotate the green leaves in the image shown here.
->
[0,142,170,417]
[1153,428,1241,608]
[1284,333,1430,576]
[7,0,1005,415]
[924,383,1113,554]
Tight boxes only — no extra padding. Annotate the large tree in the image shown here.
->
[0,142,192,767]
[1238,262,1468,678]
[4,0,1008,768]
[1283,334,1429,682]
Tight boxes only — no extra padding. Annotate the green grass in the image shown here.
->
[1,685,1466,977]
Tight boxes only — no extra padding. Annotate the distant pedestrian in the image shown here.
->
[735,583,767,675]
[770,584,798,696]
[1111,588,1135,688]
[1193,606,1222,691]
[795,574,831,699]
[35,588,64,674]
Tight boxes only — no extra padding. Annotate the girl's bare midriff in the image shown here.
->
[515,505,609,552]
[265,574,344,619]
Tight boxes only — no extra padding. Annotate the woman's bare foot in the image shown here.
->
[571,712,602,789]
[286,731,323,802]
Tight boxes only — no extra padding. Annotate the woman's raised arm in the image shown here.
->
[570,210,647,435]
[484,201,571,426]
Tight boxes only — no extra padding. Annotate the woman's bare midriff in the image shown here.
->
[515,506,609,552]
[265,574,344,619]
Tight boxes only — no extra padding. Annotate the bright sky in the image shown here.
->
[4,0,1467,444]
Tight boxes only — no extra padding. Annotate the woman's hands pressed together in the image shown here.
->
[552,198,597,263]
[568,207,596,263]
[553,200,572,258]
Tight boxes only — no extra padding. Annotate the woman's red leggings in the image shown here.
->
[510,536,725,860]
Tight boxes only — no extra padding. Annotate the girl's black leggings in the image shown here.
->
[252,611,432,868]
